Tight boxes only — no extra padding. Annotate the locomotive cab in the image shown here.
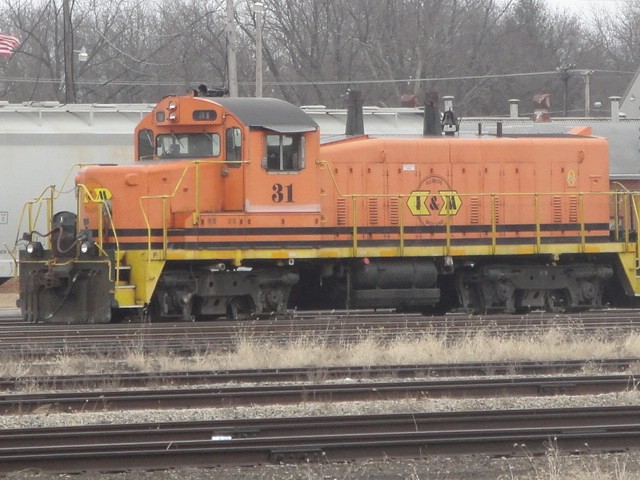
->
[135,93,321,214]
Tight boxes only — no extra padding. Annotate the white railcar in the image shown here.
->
[0,102,153,281]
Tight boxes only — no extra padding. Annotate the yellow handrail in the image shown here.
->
[318,159,638,258]
[13,163,93,251]
[612,182,640,262]
[137,159,247,265]
[76,183,121,283]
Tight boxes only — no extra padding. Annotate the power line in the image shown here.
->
[0,68,634,88]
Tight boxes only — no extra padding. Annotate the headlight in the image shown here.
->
[80,241,98,257]
[26,242,44,258]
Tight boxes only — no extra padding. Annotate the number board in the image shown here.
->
[192,110,217,121]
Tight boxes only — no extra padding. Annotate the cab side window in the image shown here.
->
[226,127,242,168]
[263,134,305,172]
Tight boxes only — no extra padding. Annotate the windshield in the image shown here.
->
[156,133,220,159]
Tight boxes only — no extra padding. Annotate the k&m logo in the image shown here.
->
[89,188,112,202]
[81,179,112,212]
[407,175,462,225]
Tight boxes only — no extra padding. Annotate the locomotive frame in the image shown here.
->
[15,90,640,323]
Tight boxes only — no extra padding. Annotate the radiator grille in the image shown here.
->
[389,198,399,225]
[470,197,480,224]
[368,198,379,225]
[569,196,578,223]
[337,198,347,226]
[553,196,562,223]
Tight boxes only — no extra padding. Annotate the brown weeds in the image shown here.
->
[3,328,640,377]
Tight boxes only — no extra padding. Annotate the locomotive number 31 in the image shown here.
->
[272,183,294,203]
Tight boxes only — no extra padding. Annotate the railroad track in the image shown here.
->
[1,405,639,474]
[2,373,638,414]
[1,357,637,391]
[1,309,640,356]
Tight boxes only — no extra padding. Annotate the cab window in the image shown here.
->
[263,133,305,171]
[137,129,154,160]
[225,127,242,168]
[156,133,220,159]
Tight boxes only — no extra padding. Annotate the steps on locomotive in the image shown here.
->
[113,255,142,309]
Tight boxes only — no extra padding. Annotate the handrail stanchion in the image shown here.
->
[97,203,104,249]
[624,194,630,247]
[162,196,168,259]
[491,194,497,254]
[614,191,620,242]
[399,195,404,256]
[445,196,451,256]
[352,196,358,256]
[579,193,586,252]
[47,186,54,248]
[194,161,200,225]
[534,194,541,253]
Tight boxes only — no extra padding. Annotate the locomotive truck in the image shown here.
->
[16,90,640,323]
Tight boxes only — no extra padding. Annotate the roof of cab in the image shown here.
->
[211,97,318,133]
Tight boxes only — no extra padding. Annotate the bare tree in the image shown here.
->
[0,0,633,111]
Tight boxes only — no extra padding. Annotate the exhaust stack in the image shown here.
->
[345,90,364,136]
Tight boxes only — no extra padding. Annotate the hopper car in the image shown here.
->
[15,90,640,323]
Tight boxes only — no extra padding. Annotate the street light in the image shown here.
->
[76,46,88,63]
[253,2,263,98]
[63,46,88,103]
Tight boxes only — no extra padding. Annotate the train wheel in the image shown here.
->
[545,291,567,313]
[226,296,253,320]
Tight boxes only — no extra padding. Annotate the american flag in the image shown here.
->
[0,34,20,57]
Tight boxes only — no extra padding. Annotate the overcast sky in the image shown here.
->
[543,0,622,18]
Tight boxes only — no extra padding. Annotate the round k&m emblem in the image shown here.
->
[406,175,462,226]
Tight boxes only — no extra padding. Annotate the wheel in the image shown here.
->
[226,296,253,320]
[545,291,567,313]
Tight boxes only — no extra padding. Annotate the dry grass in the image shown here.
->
[209,329,640,371]
[4,328,640,377]
[500,442,640,480]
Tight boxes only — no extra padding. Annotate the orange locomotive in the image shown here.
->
[17,89,640,323]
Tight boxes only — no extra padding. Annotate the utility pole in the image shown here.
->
[253,2,263,98]
[226,0,238,97]
[581,70,593,117]
[557,64,575,117]
[62,0,75,103]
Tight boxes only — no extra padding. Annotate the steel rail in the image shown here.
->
[4,308,640,333]
[2,312,640,337]
[0,357,636,392]
[1,407,640,474]
[1,405,638,449]
[1,373,638,415]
